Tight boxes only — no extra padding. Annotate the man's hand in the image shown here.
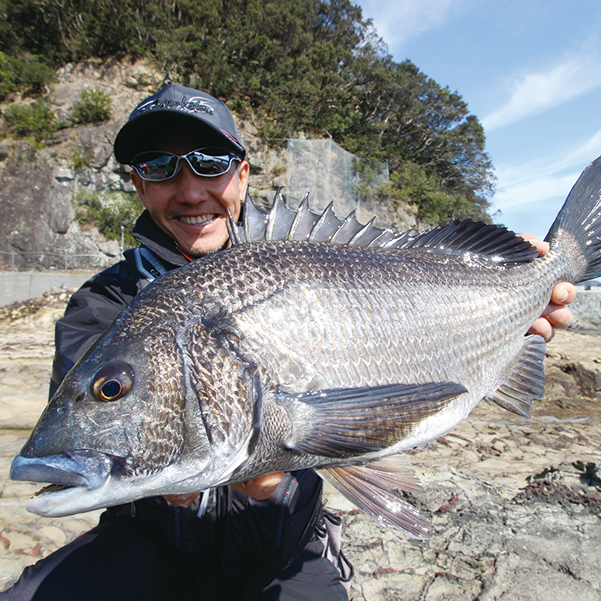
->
[521,234,576,341]
[163,492,201,506]
[230,472,285,500]
[163,472,286,506]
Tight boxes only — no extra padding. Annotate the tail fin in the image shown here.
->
[545,155,601,283]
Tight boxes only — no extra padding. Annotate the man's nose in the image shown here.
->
[174,161,210,202]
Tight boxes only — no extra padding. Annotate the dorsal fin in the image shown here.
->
[227,192,540,264]
[228,191,413,249]
[265,189,296,240]
[401,220,540,265]
[309,203,343,242]
[286,194,319,241]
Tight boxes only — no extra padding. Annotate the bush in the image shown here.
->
[0,53,55,100]
[70,146,93,170]
[71,89,113,124]
[19,57,56,96]
[70,137,95,170]
[0,52,15,101]
[2,98,58,141]
[74,190,143,246]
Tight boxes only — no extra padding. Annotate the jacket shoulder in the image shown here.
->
[50,257,139,396]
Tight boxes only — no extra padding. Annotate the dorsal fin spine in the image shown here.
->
[348,218,379,246]
[330,211,363,245]
[265,189,284,240]
[289,194,319,241]
[234,191,538,265]
[309,202,342,243]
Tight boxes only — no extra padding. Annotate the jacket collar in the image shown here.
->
[132,210,190,268]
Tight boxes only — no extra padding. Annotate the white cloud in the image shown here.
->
[491,171,578,239]
[357,0,469,49]
[494,172,578,210]
[482,46,601,131]
[490,129,601,237]
[495,128,601,195]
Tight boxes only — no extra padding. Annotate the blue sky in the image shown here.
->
[354,0,601,239]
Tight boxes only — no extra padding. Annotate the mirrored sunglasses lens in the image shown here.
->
[187,152,232,176]
[134,154,178,180]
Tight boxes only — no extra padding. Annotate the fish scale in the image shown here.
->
[9,155,601,538]
[216,244,538,467]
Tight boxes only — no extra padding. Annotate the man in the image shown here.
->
[2,85,574,600]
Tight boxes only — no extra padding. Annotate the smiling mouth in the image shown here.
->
[178,214,219,226]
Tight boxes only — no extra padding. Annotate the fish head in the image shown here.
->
[10,306,215,516]
[11,293,264,517]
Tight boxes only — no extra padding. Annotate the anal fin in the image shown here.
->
[486,335,546,418]
[318,455,430,540]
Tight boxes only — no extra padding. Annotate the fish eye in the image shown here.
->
[91,363,134,402]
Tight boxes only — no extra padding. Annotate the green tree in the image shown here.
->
[75,190,143,246]
[0,52,15,100]
[0,0,496,225]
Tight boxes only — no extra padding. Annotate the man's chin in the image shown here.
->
[184,238,231,259]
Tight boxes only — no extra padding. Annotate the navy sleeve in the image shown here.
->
[49,259,138,399]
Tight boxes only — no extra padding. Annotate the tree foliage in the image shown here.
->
[2,98,60,141]
[71,89,113,124]
[0,0,495,224]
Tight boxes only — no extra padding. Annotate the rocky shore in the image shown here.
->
[0,292,599,599]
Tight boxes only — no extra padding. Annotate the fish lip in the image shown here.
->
[25,474,115,517]
[10,450,114,490]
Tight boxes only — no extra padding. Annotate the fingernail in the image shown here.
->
[557,291,569,303]
[262,475,280,487]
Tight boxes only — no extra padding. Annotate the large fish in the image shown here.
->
[10,155,601,539]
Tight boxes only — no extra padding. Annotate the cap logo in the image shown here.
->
[136,95,215,117]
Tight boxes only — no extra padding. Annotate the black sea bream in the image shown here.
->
[10,155,601,539]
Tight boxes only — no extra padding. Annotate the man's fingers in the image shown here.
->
[231,472,286,500]
[550,282,576,306]
[519,233,549,256]
[164,493,201,506]
[541,303,574,329]
[528,304,574,342]
[528,316,555,342]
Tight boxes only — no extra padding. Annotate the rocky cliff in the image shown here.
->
[3,59,405,271]
[0,60,151,270]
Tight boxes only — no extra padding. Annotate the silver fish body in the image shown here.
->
[10,155,601,537]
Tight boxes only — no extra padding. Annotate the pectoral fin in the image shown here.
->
[279,381,466,458]
[318,454,430,539]
[486,335,546,418]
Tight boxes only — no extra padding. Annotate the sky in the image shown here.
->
[354,0,601,239]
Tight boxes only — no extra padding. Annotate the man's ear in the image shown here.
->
[238,160,250,202]
[130,171,147,206]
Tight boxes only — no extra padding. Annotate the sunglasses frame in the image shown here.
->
[131,148,241,181]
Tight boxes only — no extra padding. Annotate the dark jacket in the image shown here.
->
[49,210,327,593]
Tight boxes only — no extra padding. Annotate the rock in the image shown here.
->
[0,143,10,162]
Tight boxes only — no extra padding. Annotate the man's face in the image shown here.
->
[130,133,249,258]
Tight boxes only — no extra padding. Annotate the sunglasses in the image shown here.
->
[131,148,241,181]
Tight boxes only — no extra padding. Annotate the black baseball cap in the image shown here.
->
[114,85,245,164]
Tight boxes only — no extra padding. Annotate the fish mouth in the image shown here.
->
[10,450,114,492]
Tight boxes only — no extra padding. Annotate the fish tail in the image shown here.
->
[545,155,601,283]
